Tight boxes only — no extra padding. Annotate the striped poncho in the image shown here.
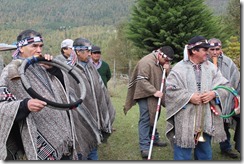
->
[165,60,230,148]
[0,59,77,160]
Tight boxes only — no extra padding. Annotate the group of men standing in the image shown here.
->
[0,29,240,161]
[124,35,240,160]
[0,29,114,160]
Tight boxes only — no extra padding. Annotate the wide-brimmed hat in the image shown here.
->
[187,36,211,49]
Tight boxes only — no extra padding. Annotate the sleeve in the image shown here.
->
[15,98,31,122]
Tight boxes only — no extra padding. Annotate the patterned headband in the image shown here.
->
[209,42,222,47]
[73,45,92,51]
[187,40,209,49]
[17,36,43,47]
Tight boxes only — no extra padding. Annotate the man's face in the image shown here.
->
[91,51,101,62]
[77,49,91,62]
[158,52,172,66]
[20,42,43,58]
[208,44,222,58]
[192,47,208,63]
[63,47,73,58]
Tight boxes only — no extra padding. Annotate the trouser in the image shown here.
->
[174,133,212,160]
[138,98,160,151]
[233,115,240,153]
[77,148,98,160]
[219,122,231,151]
[87,148,98,160]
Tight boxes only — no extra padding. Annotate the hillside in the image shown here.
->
[0,0,135,30]
[0,0,231,65]
[0,0,228,30]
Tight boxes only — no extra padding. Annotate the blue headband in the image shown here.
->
[73,45,92,51]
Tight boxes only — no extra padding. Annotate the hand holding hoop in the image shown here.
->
[20,56,86,110]
[211,85,240,118]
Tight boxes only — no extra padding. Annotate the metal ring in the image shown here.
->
[212,85,239,118]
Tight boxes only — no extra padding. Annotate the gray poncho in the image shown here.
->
[74,62,116,139]
[54,55,98,159]
[213,54,240,123]
[165,60,229,148]
[0,60,77,160]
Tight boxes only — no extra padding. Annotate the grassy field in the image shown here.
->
[98,80,241,161]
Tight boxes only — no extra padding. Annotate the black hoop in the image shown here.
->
[20,56,86,109]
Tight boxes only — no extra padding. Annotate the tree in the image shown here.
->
[222,36,240,70]
[105,22,142,75]
[222,0,240,38]
[126,0,221,62]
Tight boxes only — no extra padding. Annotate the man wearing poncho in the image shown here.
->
[69,37,115,160]
[124,46,174,158]
[0,29,78,160]
[207,38,240,157]
[165,36,230,160]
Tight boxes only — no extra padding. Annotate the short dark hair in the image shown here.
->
[17,29,41,42]
[73,38,91,47]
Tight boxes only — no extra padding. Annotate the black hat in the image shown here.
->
[91,46,101,53]
[187,36,211,49]
[160,46,174,60]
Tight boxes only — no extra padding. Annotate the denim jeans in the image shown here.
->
[77,148,98,160]
[219,122,231,151]
[87,148,98,160]
[174,133,212,160]
[138,98,160,151]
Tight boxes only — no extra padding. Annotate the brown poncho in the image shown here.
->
[124,52,165,126]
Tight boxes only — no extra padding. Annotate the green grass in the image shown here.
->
[98,80,241,161]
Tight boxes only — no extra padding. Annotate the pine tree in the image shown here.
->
[222,0,240,38]
[126,0,221,61]
[222,36,240,70]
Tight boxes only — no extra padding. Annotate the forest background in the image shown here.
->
[0,0,240,75]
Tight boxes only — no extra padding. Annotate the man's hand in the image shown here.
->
[190,93,202,105]
[27,98,47,112]
[200,91,215,104]
[154,91,163,98]
[39,54,53,69]
[163,63,170,70]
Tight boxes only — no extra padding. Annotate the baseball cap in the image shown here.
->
[61,39,73,48]
[91,46,101,53]
[187,36,211,49]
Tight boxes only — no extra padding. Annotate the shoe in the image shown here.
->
[153,140,167,147]
[141,150,149,158]
[221,149,238,159]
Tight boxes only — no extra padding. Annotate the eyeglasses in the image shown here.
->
[209,48,220,51]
